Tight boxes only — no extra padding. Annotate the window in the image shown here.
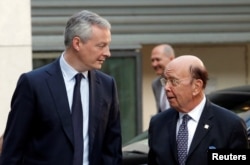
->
[101,51,142,143]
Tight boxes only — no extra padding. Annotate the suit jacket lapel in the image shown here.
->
[155,77,162,101]
[45,59,74,146]
[188,101,214,155]
[168,111,179,161]
[88,70,102,153]
[154,77,163,111]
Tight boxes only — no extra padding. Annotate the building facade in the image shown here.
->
[1,0,250,143]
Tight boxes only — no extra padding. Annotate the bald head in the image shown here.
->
[151,44,175,58]
[165,55,208,88]
[167,55,204,70]
[163,55,208,112]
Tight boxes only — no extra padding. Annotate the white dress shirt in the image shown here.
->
[176,96,206,152]
[60,53,89,165]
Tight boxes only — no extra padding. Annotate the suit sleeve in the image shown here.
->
[148,116,158,165]
[0,74,36,164]
[102,78,122,165]
[228,117,249,149]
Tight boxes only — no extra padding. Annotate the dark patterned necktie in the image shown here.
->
[177,114,191,165]
[72,73,83,165]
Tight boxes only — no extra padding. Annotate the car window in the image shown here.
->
[207,92,250,114]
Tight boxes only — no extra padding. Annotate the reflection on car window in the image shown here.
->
[208,93,250,114]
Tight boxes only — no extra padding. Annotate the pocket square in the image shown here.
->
[208,146,216,149]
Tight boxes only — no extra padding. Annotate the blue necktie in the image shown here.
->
[177,114,191,165]
[72,73,83,165]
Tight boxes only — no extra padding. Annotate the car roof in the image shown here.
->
[209,85,250,94]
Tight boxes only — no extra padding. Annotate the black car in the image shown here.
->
[122,85,250,165]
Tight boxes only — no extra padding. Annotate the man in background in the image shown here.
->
[151,44,175,113]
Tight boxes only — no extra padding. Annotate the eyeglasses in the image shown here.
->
[160,77,191,87]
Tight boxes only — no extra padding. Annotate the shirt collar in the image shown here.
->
[179,95,206,122]
[60,52,88,81]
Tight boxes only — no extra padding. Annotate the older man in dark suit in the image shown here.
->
[148,55,248,165]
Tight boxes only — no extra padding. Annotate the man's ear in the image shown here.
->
[192,79,203,96]
[72,36,81,51]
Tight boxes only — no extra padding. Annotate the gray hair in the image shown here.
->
[64,10,111,47]
[163,44,175,58]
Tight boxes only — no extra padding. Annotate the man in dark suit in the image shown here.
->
[151,44,175,113]
[0,10,122,165]
[148,55,248,165]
